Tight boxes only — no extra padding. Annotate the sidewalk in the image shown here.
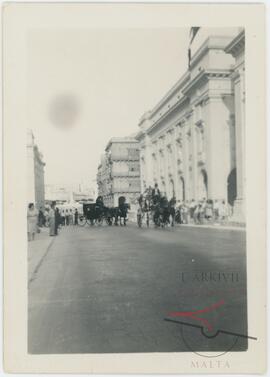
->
[128,210,245,231]
[28,227,56,284]
[176,222,245,231]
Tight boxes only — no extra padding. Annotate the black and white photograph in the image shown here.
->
[3,3,266,374]
[27,25,248,354]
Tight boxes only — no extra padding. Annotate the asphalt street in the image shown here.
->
[28,223,248,354]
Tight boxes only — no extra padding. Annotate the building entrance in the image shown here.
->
[198,169,208,200]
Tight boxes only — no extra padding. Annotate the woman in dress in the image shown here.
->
[48,202,56,236]
[205,199,213,222]
[27,203,38,241]
[219,200,228,222]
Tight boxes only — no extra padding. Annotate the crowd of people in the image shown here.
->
[27,187,232,240]
[27,202,80,241]
[174,198,231,225]
[137,183,231,225]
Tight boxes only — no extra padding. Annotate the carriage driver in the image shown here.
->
[151,183,161,205]
[95,195,104,208]
[138,194,144,208]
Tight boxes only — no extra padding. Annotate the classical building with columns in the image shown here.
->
[136,28,245,222]
[97,137,141,207]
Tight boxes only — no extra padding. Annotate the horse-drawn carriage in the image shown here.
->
[137,195,176,228]
[78,196,130,227]
[78,202,105,226]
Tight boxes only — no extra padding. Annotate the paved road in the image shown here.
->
[29,223,248,354]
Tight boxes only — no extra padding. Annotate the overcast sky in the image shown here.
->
[28,28,189,189]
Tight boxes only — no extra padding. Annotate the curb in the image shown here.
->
[176,224,245,231]
[28,236,56,286]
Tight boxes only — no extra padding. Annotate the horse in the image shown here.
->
[151,197,172,228]
[114,197,129,226]
[117,203,129,226]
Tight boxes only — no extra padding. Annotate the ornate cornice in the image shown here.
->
[225,30,245,58]
[182,69,232,97]
[146,96,189,136]
[190,35,235,70]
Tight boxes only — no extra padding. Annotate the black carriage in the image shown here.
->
[78,202,104,226]
[77,197,130,227]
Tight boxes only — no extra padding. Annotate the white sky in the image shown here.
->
[28,28,190,189]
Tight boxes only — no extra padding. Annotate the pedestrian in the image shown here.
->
[61,208,66,226]
[38,207,45,227]
[55,207,62,235]
[193,204,200,225]
[213,200,220,222]
[199,202,205,224]
[219,200,228,222]
[182,202,188,224]
[205,199,213,221]
[175,202,181,224]
[65,209,70,226]
[27,203,38,241]
[44,208,49,227]
[74,208,78,225]
[48,201,56,236]
[189,199,196,222]
[69,209,74,225]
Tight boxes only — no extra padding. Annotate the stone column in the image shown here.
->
[157,139,163,188]
[190,109,198,200]
[139,145,146,193]
[163,134,170,196]
[144,134,153,187]
[183,119,191,201]
[152,141,158,185]
[205,95,231,201]
[171,127,179,200]
[231,67,245,222]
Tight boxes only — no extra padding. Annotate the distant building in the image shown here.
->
[45,185,70,203]
[73,185,95,202]
[27,129,46,209]
[97,137,141,207]
[45,183,95,203]
[136,28,245,222]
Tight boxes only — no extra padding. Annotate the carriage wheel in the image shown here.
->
[97,217,103,226]
[78,216,87,226]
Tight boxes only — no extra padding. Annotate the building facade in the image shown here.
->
[45,184,70,203]
[45,183,95,203]
[136,28,245,222]
[27,129,46,209]
[97,137,141,207]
